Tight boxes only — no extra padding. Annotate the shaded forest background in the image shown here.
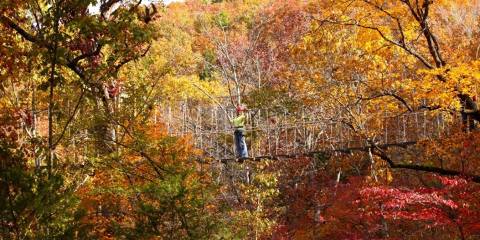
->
[1,0,480,239]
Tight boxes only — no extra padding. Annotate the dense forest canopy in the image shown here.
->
[1,0,480,239]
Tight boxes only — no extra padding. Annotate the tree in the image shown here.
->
[1,0,158,171]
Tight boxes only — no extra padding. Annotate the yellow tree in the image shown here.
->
[278,0,480,181]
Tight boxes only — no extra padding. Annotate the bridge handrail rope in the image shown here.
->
[155,102,461,161]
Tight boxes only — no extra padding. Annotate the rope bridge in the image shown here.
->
[154,102,458,161]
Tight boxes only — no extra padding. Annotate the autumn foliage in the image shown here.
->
[1,0,480,239]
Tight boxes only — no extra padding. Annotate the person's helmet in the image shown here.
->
[236,104,246,113]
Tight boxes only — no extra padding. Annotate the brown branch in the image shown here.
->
[385,92,414,112]
[400,0,421,22]
[100,0,123,18]
[52,89,86,149]
[344,21,434,69]
[401,0,444,67]
[107,138,169,178]
[65,61,86,79]
[359,92,414,112]
[1,15,92,81]
[0,15,40,44]
[362,0,407,46]
[372,146,480,183]
[113,44,151,72]
[68,43,104,66]
[318,17,434,69]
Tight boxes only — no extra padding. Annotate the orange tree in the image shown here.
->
[240,0,480,238]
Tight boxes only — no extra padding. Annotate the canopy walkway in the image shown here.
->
[155,101,460,161]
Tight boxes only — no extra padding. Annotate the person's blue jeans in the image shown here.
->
[234,129,248,158]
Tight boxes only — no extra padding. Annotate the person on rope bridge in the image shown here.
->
[232,104,249,159]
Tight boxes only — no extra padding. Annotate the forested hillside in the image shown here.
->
[1,0,480,239]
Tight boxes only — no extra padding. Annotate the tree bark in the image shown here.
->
[47,5,60,175]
